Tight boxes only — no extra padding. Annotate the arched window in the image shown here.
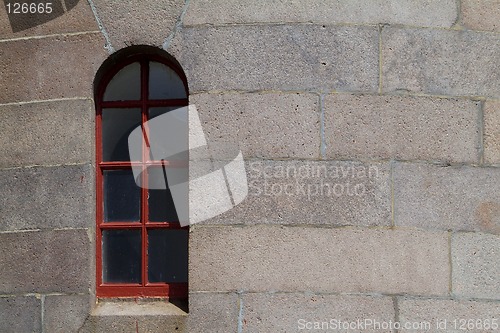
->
[95,50,188,299]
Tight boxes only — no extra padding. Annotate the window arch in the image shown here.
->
[95,49,189,299]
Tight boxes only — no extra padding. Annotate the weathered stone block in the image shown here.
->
[191,92,320,159]
[325,94,480,163]
[382,28,500,97]
[0,229,90,293]
[0,33,108,103]
[452,232,500,300]
[188,293,239,333]
[190,225,449,295]
[185,0,457,28]
[242,293,394,333]
[0,164,93,231]
[44,294,90,333]
[462,0,500,32]
[394,162,500,234]
[484,100,500,164]
[0,100,93,168]
[175,25,379,92]
[0,296,41,333]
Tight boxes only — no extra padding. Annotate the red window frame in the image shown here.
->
[95,54,189,298]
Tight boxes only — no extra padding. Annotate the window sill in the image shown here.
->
[92,299,188,317]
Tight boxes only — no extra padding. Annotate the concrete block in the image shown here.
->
[394,163,500,234]
[176,25,379,92]
[0,100,93,168]
[325,94,480,163]
[190,225,449,295]
[462,0,500,32]
[185,0,457,28]
[0,0,98,40]
[0,296,41,333]
[0,229,90,294]
[191,92,320,159]
[452,232,500,300]
[187,293,239,333]
[0,33,108,103]
[242,293,394,333]
[484,100,500,164]
[399,297,500,332]
[91,0,184,49]
[199,160,391,227]
[44,294,90,333]
[0,165,93,231]
[382,28,500,98]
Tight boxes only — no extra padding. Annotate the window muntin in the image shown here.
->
[96,55,189,298]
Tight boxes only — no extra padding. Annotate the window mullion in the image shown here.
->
[140,59,150,288]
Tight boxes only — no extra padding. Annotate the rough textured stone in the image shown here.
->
[325,94,480,163]
[44,295,90,333]
[452,232,500,300]
[191,92,320,159]
[0,296,41,333]
[199,160,391,227]
[185,0,457,28]
[0,0,98,39]
[462,0,500,32]
[484,100,500,164]
[242,293,394,333]
[399,297,500,332]
[382,28,500,98]
[190,226,449,295]
[80,313,186,333]
[394,163,500,234]
[92,0,184,50]
[188,293,239,333]
[0,164,93,231]
[0,33,108,103]
[0,229,90,293]
[0,100,93,168]
[175,25,379,92]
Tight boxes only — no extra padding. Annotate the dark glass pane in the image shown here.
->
[148,107,188,161]
[102,108,141,162]
[104,62,141,101]
[102,230,141,283]
[104,169,140,222]
[149,62,187,99]
[148,229,188,283]
[148,167,179,222]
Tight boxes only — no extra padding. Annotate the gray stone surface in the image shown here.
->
[191,92,320,159]
[382,28,500,98]
[325,94,480,163]
[0,100,93,168]
[399,297,500,332]
[0,164,93,231]
[185,0,457,28]
[452,232,500,300]
[242,293,394,333]
[92,0,184,50]
[0,229,90,293]
[0,296,41,333]
[198,160,391,227]
[44,295,90,333]
[80,314,186,333]
[0,33,108,103]
[174,25,379,92]
[188,293,239,333]
[394,163,500,234]
[190,225,449,295]
[484,100,500,165]
[462,0,500,32]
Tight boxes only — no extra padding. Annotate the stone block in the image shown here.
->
[382,28,500,98]
[190,225,449,296]
[325,94,480,163]
[484,100,500,164]
[394,162,500,234]
[43,294,90,333]
[0,99,93,168]
[0,229,90,293]
[452,232,500,300]
[0,296,41,333]
[462,0,500,32]
[0,164,93,231]
[187,293,239,333]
